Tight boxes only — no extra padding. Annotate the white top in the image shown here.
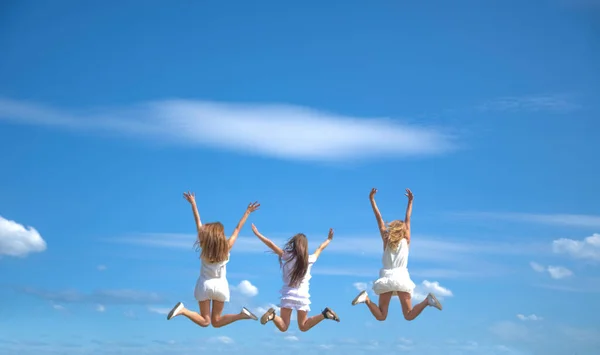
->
[200,253,229,280]
[280,252,317,298]
[382,238,409,269]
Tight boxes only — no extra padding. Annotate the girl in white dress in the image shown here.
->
[351,188,443,321]
[251,224,340,332]
[166,191,260,327]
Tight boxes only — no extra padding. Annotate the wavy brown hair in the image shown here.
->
[279,233,309,288]
[387,220,409,250]
[194,222,229,263]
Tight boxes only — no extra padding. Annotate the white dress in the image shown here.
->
[194,253,230,302]
[372,238,416,296]
[279,251,317,312]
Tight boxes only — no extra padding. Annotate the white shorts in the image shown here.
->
[194,277,230,302]
[280,297,311,312]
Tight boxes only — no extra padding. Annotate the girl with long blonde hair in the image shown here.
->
[251,224,340,332]
[351,188,442,321]
[166,191,260,328]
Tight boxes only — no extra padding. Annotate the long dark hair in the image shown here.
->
[279,233,309,288]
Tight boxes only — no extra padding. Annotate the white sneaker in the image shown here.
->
[427,293,442,310]
[167,302,184,320]
[242,307,258,320]
[352,290,369,305]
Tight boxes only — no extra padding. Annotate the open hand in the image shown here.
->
[405,188,413,201]
[247,201,260,213]
[251,223,260,236]
[183,191,196,204]
[328,228,334,240]
[369,188,377,199]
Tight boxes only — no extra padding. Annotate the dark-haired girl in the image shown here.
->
[251,224,340,332]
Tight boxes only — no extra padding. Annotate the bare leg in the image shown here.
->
[365,292,392,321]
[398,292,428,321]
[179,300,211,327]
[297,310,325,332]
[210,301,253,328]
[272,308,293,332]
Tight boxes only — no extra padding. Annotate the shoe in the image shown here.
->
[351,290,368,305]
[260,307,276,325]
[322,307,340,322]
[242,307,258,320]
[427,293,442,310]
[167,302,184,320]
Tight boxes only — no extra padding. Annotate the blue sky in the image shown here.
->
[1,0,599,354]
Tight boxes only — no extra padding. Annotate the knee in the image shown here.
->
[211,316,221,327]
[299,324,309,332]
[279,324,290,332]
[376,312,388,321]
[403,313,414,321]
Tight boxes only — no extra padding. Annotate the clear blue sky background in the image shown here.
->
[1,1,599,355]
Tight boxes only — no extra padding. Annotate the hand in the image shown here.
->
[405,188,414,201]
[247,201,260,213]
[183,191,196,204]
[328,228,334,240]
[251,223,260,236]
[369,188,377,199]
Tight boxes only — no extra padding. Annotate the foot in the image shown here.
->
[427,293,442,310]
[167,302,185,320]
[351,290,369,305]
[241,307,258,320]
[322,307,340,322]
[260,307,276,325]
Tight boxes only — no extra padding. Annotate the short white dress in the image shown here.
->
[372,238,416,296]
[194,253,230,302]
[279,251,317,312]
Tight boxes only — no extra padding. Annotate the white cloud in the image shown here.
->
[451,212,600,229]
[547,266,573,279]
[52,304,66,311]
[96,304,105,312]
[530,262,573,279]
[413,280,453,301]
[284,335,299,342]
[97,265,107,271]
[516,314,542,321]
[210,336,233,344]
[233,280,258,297]
[0,215,47,257]
[0,97,456,162]
[148,307,170,315]
[353,282,368,291]
[553,233,600,261]
[477,95,580,113]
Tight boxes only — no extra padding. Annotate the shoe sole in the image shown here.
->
[242,307,258,320]
[351,291,368,306]
[167,302,183,320]
[429,294,442,310]
[260,307,275,325]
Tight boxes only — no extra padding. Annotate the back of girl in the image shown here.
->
[166,191,260,328]
[251,223,340,332]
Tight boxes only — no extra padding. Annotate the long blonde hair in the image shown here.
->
[387,220,409,250]
[194,222,229,263]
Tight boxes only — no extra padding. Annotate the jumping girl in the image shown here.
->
[351,188,443,321]
[251,223,340,332]
[166,191,260,327]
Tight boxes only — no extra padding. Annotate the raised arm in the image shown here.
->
[404,188,413,228]
[228,201,260,249]
[183,191,202,235]
[370,188,387,240]
[313,228,334,259]
[251,224,283,257]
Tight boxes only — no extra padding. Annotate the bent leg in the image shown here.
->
[366,292,392,321]
[297,310,324,332]
[178,300,211,327]
[210,301,252,328]
[398,292,428,321]
[272,308,292,332]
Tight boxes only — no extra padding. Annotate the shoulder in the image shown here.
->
[308,254,317,263]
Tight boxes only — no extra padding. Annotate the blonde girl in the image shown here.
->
[351,188,442,321]
[251,224,340,332]
[166,191,260,327]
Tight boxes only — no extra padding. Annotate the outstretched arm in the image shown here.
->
[228,201,260,249]
[404,188,413,228]
[183,191,203,238]
[313,228,334,260]
[251,224,283,256]
[370,188,387,240]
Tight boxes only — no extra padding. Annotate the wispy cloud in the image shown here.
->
[476,94,581,113]
[0,215,47,257]
[17,287,164,305]
[413,280,453,301]
[553,233,600,261]
[530,261,573,279]
[451,211,600,229]
[0,97,456,162]
[517,314,543,321]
